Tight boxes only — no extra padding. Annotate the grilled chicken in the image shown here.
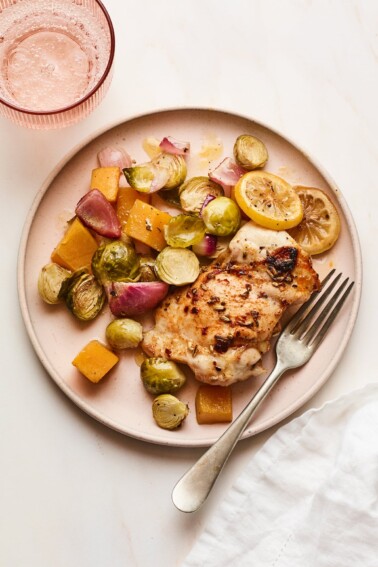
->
[143,222,320,386]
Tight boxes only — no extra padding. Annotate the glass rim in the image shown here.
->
[0,0,115,116]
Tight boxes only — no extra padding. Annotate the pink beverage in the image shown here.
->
[0,0,114,128]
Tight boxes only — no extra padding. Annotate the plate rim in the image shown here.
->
[17,106,363,447]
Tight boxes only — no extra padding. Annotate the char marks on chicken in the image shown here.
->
[142,222,320,386]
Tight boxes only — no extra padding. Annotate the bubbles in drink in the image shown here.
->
[0,0,111,112]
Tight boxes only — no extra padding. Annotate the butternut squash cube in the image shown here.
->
[90,166,120,203]
[116,187,150,229]
[72,340,119,383]
[195,385,233,424]
[51,217,98,272]
[125,199,171,251]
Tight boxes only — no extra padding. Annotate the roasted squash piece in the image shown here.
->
[195,385,233,424]
[72,340,119,383]
[116,187,150,229]
[125,199,171,251]
[90,166,120,203]
[51,217,98,272]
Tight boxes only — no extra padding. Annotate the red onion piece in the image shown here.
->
[199,194,216,216]
[105,281,169,317]
[149,165,171,193]
[192,234,218,257]
[75,189,121,239]
[134,240,152,255]
[209,158,245,196]
[97,146,133,169]
[159,136,190,156]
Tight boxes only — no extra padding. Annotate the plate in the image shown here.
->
[18,108,362,447]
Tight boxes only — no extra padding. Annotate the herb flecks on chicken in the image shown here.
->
[142,222,320,386]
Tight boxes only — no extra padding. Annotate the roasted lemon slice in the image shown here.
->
[288,186,341,255]
[234,171,303,230]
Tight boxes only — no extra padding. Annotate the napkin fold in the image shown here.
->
[182,382,378,567]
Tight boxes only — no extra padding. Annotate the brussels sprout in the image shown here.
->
[65,270,105,321]
[164,214,206,248]
[105,318,143,349]
[202,196,241,236]
[139,256,158,282]
[159,187,181,208]
[233,134,268,170]
[153,153,187,190]
[156,247,200,286]
[141,358,186,395]
[92,240,140,284]
[123,161,168,193]
[152,394,189,430]
[179,176,224,214]
[38,263,72,304]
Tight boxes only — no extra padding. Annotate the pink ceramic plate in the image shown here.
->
[18,108,362,447]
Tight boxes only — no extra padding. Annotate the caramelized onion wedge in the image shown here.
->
[159,136,190,155]
[209,157,245,196]
[97,146,132,169]
[105,281,169,317]
[75,189,121,238]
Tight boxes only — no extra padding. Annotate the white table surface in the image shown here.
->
[1,1,377,565]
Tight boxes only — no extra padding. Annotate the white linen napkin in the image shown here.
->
[182,382,378,567]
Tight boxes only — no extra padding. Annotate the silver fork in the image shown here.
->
[172,270,355,513]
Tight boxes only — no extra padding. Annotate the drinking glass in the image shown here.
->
[0,0,115,129]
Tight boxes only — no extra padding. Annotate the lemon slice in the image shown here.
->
[234,171,303,230]
[288,186,341,255]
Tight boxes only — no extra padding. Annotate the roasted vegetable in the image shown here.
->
[72,340,119,383]
[179,176,224,214]
[125,199,172,251]
[164,214,206,248]
[64,269,105,321]
[123,153,187,193]
[159,136,190,155]
[233,134,268,170]
[155,247,200,286]
[105,281,169,317]
[38,263,72,304]
[141,358,186,395]
[192,234,218,257]
[195,385,232,424]
[90,166,120,203]
[153,153,187,189]
[75,188,121,239]
[139,256,158,282]
[105,318,143,349]
[92,240,140,284]
[152,394,189,430]
[202,196,241,236]
[51,217,98,272]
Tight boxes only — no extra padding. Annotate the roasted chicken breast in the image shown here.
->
[143,222,320,386]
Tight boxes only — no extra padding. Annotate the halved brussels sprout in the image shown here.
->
[141,358,186,395]
[164,214,206,248]
[105,318,143,349]
[139,256,158,282]
[158,187,181,208]
[123,153,187,193]
[152,153,187,190]
[152,394,189,430]
[179,176,224,214]
[38,263,72,304]
[156,247,200,286]
[65,270,105,321]
[92,240,140,284]
[202,196,241,236]
[123,161,169,193]
[233,134,268,170]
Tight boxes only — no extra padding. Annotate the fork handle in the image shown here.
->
[172,360,287,513]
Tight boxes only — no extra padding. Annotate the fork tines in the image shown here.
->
[288,269,355,350]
